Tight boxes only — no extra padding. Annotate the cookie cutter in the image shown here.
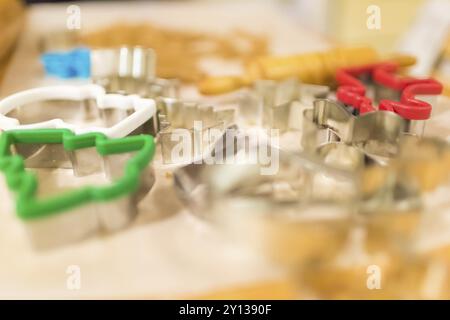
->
[336,62,443,136]
[302,110,450,252]
[0,84,157,138]
[394,135,450,193]
[173,121,450,265]
[156,97,236,165]
[40,32,181,97]
[238,79,329,130]
[90,46,179,98]
[40,35,180,100]
[92,46,236,163]
[301,105,409,211]
[199,78,328,130]
[361,135,450,255]
[90,46,180,135]
[0,129,156,249]
[173,130,368,266]
[302,99,406,165]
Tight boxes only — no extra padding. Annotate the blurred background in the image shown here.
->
[1,0,449,88]
[0,0,450,300]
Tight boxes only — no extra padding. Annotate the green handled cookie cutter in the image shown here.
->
[0,129,155,220]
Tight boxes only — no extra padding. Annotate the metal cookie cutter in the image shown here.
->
[302,99,406,165]
[173,131,362,266]
[156,97,236,165]
[39,31,177,92]
[0,84,156,137]
[173,128,434,265]
[90,46,180,99]
[40,35,179,134]
[91,46,180,135]
[302,102,450,214]
[0,129,156,249]
[40,32,179,95]
[239,78,329,130]
[362,135,450,255]
[40,34,179,97]
[336,62,443,136]
[395,135,450,194]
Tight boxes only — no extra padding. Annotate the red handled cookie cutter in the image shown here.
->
[336,62,443,120]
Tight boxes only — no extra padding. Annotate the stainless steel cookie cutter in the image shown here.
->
[173,130,363,266]
[156,97,236,165]
[336,62,443,136]
[90,46,180,135]
[300,98,439,212]
[90,46,180,99]
[394,135,450,193]
[173,124,450,266]
[40,33,179,97]
[0,129,156,249]
[173,124,361,211]
[360,135,450,255]
[91,46,236,164]
[238,78,329,131]
[40,33,180,98]
[302,99,407,164]
[40,36,180,135]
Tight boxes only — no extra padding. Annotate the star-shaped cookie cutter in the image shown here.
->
[0,129,156,248]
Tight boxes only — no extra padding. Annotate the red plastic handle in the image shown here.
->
[373,63,435,91]
[379,80,443,120]
[336,65,378,114]
[336,62,443,120]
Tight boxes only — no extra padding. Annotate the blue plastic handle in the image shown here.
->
[41,47,91,79]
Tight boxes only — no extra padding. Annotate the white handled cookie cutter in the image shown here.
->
[0,84,156,138]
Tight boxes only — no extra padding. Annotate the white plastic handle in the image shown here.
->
[0,84,156,138]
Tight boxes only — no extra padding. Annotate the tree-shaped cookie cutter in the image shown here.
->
[0,129,156,248]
